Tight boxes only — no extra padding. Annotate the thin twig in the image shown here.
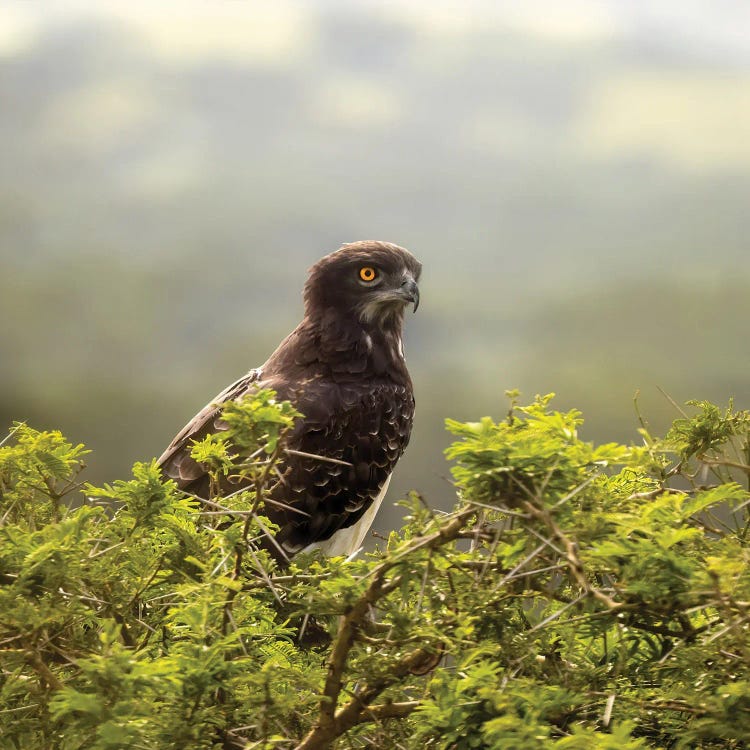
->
[527,593,587,633]
[0,421,25,448]
[490,542,547,594]
[285,449,353,467]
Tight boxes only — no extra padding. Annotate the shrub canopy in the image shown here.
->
[1,392,748,749]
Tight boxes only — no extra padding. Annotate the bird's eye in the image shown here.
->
[358,266,378,283]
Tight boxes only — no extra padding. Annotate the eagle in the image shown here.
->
[158,241,421,562]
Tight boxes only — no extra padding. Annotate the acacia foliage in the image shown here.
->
[0,392,749,749]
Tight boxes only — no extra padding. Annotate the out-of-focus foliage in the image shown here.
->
[1,393,749,748]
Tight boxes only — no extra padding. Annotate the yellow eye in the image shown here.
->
[359,266,377,282]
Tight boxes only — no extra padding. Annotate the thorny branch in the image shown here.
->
[294,508,475,750]
[522,498,620,611]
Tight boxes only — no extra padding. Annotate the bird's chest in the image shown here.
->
[285,382,414,506]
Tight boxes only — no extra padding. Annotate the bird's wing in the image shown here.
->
[157,368,263,489]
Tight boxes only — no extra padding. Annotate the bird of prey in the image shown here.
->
[158,241,421,562]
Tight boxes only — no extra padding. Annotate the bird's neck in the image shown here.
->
[276,310,410,384]
[359,321,408,379]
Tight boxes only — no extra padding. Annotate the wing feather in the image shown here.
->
[157,368,263,487]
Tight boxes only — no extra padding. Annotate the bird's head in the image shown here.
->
[303,241,422,328]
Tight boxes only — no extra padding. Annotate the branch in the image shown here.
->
[296,647,434,750]
[697,455,750,474]
[295,507,476,750]
[522,500,619,610]
[25,650,63,691]
[316,569,402,734]
[363,700,421,721]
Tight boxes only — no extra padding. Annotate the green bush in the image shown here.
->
[1,392,748,749]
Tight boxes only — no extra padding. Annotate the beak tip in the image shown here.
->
[401,277,420,313]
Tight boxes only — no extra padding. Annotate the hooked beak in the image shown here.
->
[360,275,420,323]
[400,277,420,313]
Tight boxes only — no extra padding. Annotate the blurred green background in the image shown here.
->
[2,1,749,533]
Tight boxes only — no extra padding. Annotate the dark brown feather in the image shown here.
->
[158,241,421,557]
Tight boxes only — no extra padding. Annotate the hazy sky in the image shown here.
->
[2,1,750,63]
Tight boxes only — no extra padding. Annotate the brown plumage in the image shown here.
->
[158,241,421,560]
